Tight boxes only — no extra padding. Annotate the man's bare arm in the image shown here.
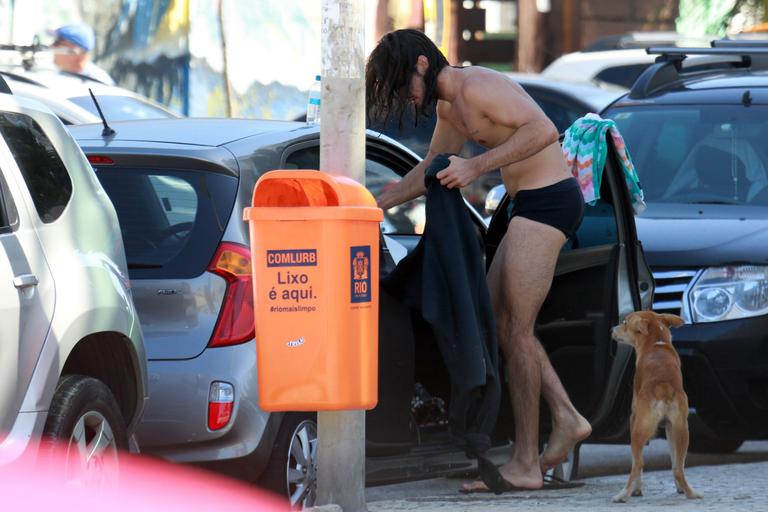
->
[436,76,559,188]
[377,104,465,209]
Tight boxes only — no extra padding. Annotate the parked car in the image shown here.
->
[0,67,178,124]
[542,35,762,89]
[601,42,768,452]
[0,73,99,124]
[369,73,624,215]
[542,48,657,89]
[69,114,650,507]
[582,31,715,53]
[0,80,147,471]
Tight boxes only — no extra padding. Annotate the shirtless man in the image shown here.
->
[366,29,592,491]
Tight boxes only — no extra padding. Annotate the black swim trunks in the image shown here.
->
[507,177,585,240]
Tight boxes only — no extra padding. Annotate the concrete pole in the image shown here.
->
[217,0,234,117]
[317,1,368,511]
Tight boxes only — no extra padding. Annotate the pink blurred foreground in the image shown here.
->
[1,445,289,511]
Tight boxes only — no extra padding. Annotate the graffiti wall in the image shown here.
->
[2,0,324,119]
[94,0,322,118]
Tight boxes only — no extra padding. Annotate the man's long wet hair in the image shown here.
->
[365,29,449,127]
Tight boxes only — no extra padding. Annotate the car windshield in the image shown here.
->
[604,104,768,206]
[70,95,176,121]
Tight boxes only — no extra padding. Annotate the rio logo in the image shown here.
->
[350,245,371,303]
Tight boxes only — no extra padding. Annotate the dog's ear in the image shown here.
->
[628,314,648,335]
[660,314,684,329]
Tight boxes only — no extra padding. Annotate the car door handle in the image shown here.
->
[13,274,39,289]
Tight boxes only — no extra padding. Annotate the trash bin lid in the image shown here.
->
[251,170,377,208]
[244,170,383,222]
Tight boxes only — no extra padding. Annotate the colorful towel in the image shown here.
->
[562,113,646,215]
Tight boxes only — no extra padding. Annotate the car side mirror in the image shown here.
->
[484,184,506,217]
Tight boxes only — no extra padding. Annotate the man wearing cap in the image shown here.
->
[50,23,115,85]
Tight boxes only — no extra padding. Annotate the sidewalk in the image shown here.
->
[365,460,768,511]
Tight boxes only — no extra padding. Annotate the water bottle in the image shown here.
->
[306,75,321,125]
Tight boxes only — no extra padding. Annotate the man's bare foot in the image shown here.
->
[540,413,592,471]
[462,460,543,493]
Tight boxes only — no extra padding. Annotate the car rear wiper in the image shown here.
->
[127,262,162,269]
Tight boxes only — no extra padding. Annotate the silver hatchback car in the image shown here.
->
[0,85,147,468]
[70,118,429,506]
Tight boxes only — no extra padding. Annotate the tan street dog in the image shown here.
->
[611,311,702,503]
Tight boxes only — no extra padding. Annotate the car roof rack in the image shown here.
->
[0,37,59,72]
[628,45,768,99]
[712,39,768,48]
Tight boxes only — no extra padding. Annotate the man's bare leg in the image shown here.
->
[464,216,577,490]
[463,217,591,492]
[538,344,592,470]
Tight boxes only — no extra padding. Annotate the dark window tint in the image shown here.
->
[284,145,427,235]
[94,167,238,279]
[0,112,72,222]
[594,64,652,89]
[605,105,768,206]
[0,172,19,232]
[569,200,617,250]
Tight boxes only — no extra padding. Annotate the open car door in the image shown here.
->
[485,138,654,447]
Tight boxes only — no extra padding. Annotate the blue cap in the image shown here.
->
[51,24,95,52]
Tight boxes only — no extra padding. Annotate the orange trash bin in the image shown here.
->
[243,170,383,411]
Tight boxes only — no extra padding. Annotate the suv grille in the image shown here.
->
[652,270,698,315]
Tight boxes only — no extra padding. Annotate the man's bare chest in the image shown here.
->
[443,104,506,148]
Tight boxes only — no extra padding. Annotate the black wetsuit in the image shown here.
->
[382,154,501,459]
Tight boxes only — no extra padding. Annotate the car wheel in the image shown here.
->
[260,413,318,509]
[42,375,128,484]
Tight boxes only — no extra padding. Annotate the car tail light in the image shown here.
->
[207,242,255,347]
[87,155,114,165]
[208,381,234,431]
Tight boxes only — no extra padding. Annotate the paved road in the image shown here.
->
[364,440,768,511]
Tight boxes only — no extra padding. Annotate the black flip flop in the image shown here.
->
[542,474,585,490]
[460,466,585,494]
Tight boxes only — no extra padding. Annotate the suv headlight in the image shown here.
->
[689,266,768,322]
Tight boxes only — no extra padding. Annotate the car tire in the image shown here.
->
[42,375,128,481]
[259,413,318,509]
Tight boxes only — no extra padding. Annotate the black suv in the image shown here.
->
[602,41,768,452]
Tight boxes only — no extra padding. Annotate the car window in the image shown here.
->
[605,105,768,206]
[0,171,19,233]
[0,112,72,223]
[569,200,618,250]
[69,95,175,121]
[93,167,238,279]
[283,145,427,235]
[365,159,426,235]
[533,97,584,134]
[594,64,652,88]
